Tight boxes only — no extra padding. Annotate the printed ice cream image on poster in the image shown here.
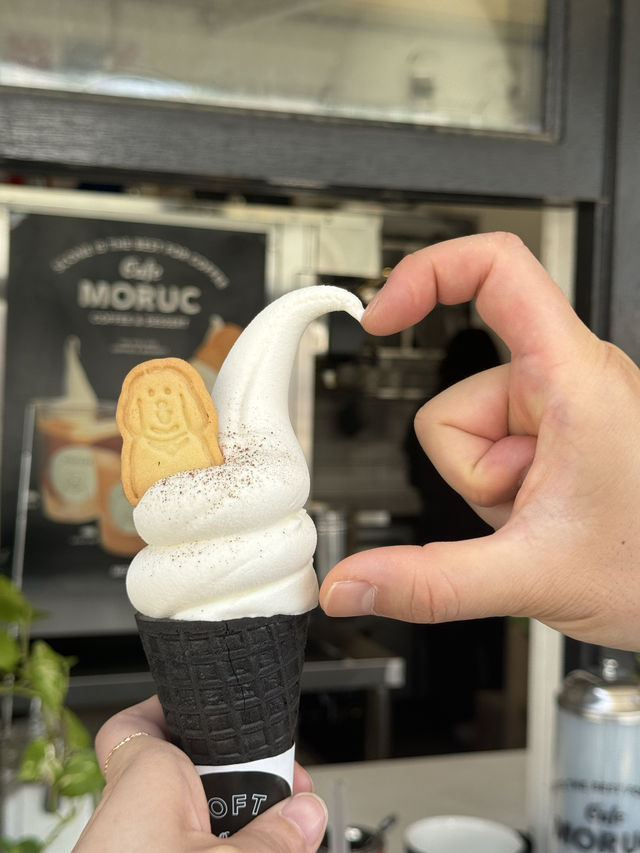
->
[4,211,267,580]
[32,335,144,558]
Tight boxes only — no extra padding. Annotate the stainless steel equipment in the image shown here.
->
[551,648,640,852]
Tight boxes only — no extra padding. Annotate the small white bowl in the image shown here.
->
[404,814,526,853]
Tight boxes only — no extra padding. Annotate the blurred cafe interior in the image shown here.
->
[1,1,639,850]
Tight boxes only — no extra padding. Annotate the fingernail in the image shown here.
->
[281,793,328,847]
[323,581,375,616]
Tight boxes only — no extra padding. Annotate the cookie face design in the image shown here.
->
[117,358,224,505]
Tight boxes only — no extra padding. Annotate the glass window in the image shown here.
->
[0,0,548,134]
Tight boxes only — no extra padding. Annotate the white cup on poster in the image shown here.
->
[403,815,527,853]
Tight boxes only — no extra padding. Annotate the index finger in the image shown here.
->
[364,232,587,361]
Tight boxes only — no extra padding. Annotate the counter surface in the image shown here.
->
[4,749,528,852]
[309,749,528,852]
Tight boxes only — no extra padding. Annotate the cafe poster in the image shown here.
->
[2,207,268,579]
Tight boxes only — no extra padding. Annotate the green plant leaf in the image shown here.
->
[24,641,73,712]
[1,581,104,851]
[0,629,20,673]
[62,707,91,750]
[18,737,61,785]
[0,577,36,625]
[57,748,104,797]
[0,837,45,853]
[17,738,47,781]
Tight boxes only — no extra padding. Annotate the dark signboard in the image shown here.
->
[3,210,268,580]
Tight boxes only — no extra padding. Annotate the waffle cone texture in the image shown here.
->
[136,611,309,766]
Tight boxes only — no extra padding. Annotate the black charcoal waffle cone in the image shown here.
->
[135,611,309,766]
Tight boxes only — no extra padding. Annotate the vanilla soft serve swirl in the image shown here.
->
[126,286,364,621]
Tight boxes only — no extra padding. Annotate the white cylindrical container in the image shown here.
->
[551,649,640,852]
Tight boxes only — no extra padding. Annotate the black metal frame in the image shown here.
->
[0,0,634,356]
[608,0,640,361]
[0,0,610,201]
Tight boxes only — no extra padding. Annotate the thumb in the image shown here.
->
[217,793,328,853]
[320,536,531,624]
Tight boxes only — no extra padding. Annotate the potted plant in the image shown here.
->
[0,575,104,852]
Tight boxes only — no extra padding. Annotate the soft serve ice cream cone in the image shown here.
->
[117,286,364,836]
